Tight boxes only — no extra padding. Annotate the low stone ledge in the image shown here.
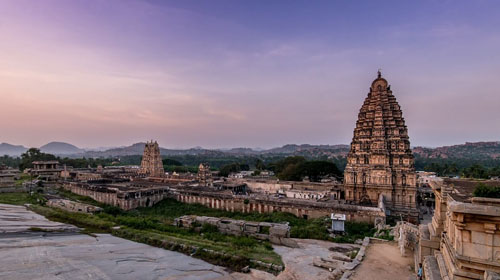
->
[342,259,360,271]
[423,255,442,280]
[312,257,343,270]
[362,236,370,246]
[485,271,500,280]
[340,270,353,280]
[355,247,365,262]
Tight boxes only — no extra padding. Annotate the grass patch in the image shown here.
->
[349,249,359,259]
[377,229,395,241]
[15,174,31,186]
[28,227,65,233]
[56,189,107,207]
[0,192,45,205]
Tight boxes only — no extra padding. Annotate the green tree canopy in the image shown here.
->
[162,158,183,166]
[218,163,250,177]
[19,148,57,170]
[268,156,341,182]
[473,183,500,198]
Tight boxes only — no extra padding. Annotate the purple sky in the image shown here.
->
[1,0,499,149]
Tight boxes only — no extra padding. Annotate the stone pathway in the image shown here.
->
[350,240,415,280]
[0,203,77,233]
[0,203,232,280]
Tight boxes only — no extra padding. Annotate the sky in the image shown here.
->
[1,0,499,149]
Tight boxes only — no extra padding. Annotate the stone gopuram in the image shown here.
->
[344,71,418,220]
[197,163,213,187]
[139,141,164,177]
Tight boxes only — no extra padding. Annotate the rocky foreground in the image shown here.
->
[0,203,411,280]
[0,204,231,280]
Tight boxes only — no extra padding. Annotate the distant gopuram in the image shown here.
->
[344,71,418,219]
[140,140,164,177]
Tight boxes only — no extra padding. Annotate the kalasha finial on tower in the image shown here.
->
[377,68,382,78]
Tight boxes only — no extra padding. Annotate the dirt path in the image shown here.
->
[351,241,415,280]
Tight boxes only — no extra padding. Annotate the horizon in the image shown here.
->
[3,139,500,152]
[1,0,500,148]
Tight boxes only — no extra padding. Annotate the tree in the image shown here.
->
[255,159,265,171]
[218,163,249,177]
[473,183,500,198]
[278,164,302,181]
[298,161,342,182]
[19,148,57,170]
[162,158,183,166]
[462,164,488,179]
[0,155,21,168]
[268,156,306,175]
[269,156,341,182]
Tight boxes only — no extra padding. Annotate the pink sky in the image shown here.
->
[1,0,500,149]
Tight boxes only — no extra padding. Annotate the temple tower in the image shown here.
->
[140,140,164,177]
[344,71,417,217]
[198,163,213,187]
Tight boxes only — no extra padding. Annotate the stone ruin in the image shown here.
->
[174,215,298,247]
[47,198,103,213]
[139,141,164,177]
[313,237,370,280]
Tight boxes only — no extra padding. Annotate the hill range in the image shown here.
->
[1,141,500,162]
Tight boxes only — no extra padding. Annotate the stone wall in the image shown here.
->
[174,215,297,247]
[61,182,168,210]
[415,179,500,279]
[237,178,337,194]
[173,189,386,223]
[47,198,102,213]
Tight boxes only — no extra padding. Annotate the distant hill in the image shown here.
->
[0,143,28,157]
[262,144,350,158]
[413,142,500,160]
[83,142,227,158]
[2,141,500,162]
[71,141,500,161]
[40,142,84,155]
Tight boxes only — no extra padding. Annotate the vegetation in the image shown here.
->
[0,155,21,168]
[218,163,250,177]
[416,158,500,179]
[331,222,376,243]
[266,156,342,182]
[16,148,121,170]
[0,192,45,205]
[376,229,395,241]
[15,173,32,186]
[473,183,500,198]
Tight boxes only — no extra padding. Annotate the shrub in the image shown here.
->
[200,223,219,233]
[473,183,500,198]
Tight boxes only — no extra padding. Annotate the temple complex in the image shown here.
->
[344,71,418,221]
[139,141,164,177]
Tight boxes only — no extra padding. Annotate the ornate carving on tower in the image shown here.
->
[344,72,417,213]
[139,140,165,177]
[198,163,213,187]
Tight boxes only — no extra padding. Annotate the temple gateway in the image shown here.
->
[344,71,418,220]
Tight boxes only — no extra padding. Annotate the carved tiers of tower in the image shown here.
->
[344,71,417,211]
[139,140,165,177]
